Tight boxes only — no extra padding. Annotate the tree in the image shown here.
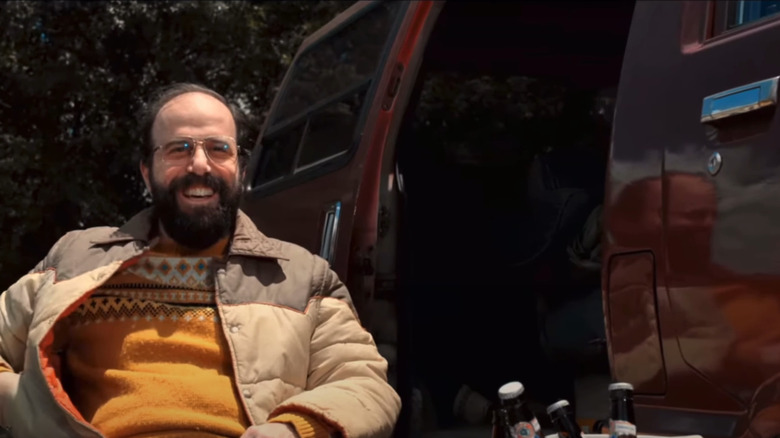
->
[0,1,351,289]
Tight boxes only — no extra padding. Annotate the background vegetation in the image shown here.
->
[0,1,351,288]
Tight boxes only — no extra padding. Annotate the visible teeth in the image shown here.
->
[185,188,214,197]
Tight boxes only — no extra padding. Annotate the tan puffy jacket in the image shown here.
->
[0,209,400,438]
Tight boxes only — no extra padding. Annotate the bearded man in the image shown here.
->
[0,83,400,438]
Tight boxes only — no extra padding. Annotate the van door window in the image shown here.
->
[711,0,780,36]
[253,2,403,188]
[296,87,368,169]
[254,121,305,185]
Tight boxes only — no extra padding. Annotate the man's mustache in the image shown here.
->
[169,174,224,193]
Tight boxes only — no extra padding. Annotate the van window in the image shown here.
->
[296,87,368,169]
[712,0,780,36]
[254,121,306,185]
[728,0,780,27]
[253,2,403,188]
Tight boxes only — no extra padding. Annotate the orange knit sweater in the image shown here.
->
[44,238,331,438]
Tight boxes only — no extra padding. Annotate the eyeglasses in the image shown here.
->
[153,136,240,166]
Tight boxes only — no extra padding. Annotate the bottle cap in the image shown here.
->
[609,382,634,391]
[546,399,570,415]
[498,381,525,400]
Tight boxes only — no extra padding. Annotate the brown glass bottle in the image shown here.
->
[493,407,512,438]
[608,382,637,438]
[546,400,583,438]
[497,381,542,438]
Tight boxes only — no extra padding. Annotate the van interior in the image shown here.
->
[391,2,636,436]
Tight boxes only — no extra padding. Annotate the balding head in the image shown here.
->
[140,83,244,168]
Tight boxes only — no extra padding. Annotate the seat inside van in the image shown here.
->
[391,1,636,435]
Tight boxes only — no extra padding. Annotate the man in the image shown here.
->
[0,83,401,438]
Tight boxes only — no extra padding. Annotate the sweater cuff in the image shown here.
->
[268,412,332,438]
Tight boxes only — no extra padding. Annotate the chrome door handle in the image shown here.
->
[319,201,341,265]
[701,76,778,123]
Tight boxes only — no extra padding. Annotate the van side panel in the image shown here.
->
[605,0,753,435]
[606,251,665,394]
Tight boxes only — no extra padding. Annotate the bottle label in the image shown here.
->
[531,417,541,433]
[609,419,637,438]
[511,422,540,438]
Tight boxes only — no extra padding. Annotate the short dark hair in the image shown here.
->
[139,83,249,168]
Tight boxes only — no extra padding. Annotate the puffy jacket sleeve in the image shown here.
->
[0,232,72,373]
[269,257,401,438]
[0,272,37,373]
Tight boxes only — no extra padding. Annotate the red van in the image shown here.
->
[242,1,780,437]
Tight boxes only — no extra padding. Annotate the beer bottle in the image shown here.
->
[492,407,512,438]
[546,400,583,438]
[608,382,637,438]
[497,381,542,438]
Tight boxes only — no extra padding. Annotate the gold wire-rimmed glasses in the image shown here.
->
[153,136,240,166]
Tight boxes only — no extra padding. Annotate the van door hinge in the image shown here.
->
[381,62,404,111]
[375,274,396,300]
[361,256,375,276]
[353,247,375,276]
[378,205,390,239]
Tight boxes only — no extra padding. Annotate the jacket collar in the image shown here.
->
[229,210,288,260]
[90,207,288,260]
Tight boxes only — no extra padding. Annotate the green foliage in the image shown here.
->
[413,73,569,166]
[410,71,615,169]
[0,1,351,288]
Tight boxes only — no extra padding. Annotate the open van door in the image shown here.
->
[243,2,442,436]
[243,0,441,319]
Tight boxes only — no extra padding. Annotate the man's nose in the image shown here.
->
[188,144,212,175]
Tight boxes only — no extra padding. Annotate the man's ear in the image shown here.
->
[140,160,152,194]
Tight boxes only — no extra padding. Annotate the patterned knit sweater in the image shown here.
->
[47,238,330,438]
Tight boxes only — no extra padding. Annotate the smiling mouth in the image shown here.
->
[182,186,216,199]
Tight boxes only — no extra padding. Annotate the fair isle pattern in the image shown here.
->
[95,289,215,305]
[67,297,219,326]
[106,256,216,291]
[68,253,221,326]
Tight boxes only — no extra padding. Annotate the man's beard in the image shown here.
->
[150,173,243,250]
